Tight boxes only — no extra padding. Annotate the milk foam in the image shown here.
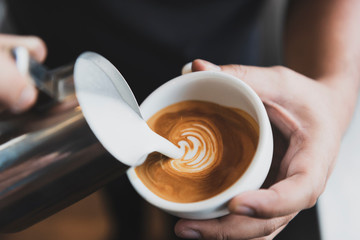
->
[169,123,219,173]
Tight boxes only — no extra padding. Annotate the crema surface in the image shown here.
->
[135,100,259,203]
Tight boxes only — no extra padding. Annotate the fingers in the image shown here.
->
[0,34,47,62]
[191,59,221,72]
[191,59,311,107]
[0,34,47,112]
[190,59,307,138]
[0,51,37,113]
[228,142,326,219]
[175,213,295,240]
[191,59,283,102]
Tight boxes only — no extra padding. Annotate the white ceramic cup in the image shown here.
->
[127,71,273,219]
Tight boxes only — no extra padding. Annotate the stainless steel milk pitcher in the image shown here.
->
[0,49,127,232]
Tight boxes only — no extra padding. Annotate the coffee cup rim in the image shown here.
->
[127,71,273,218]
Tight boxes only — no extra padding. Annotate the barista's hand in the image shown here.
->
[175,59,347,239]
[0,34,47,113]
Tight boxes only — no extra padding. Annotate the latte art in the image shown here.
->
[168,120,222,174]
[135,100,259,203]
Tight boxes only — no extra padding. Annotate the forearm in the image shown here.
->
[284,0,360,132]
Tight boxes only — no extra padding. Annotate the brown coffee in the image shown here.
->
[135,100,259,203]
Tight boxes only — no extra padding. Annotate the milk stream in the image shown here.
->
[113,101,183,166]
[128,127,183,166]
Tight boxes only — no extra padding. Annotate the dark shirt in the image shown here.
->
[7,0,264,102]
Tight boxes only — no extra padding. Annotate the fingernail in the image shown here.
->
[179,229,201,239]
[235,206,255,216]
[11,85,36,113]
[182,62,193,75]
